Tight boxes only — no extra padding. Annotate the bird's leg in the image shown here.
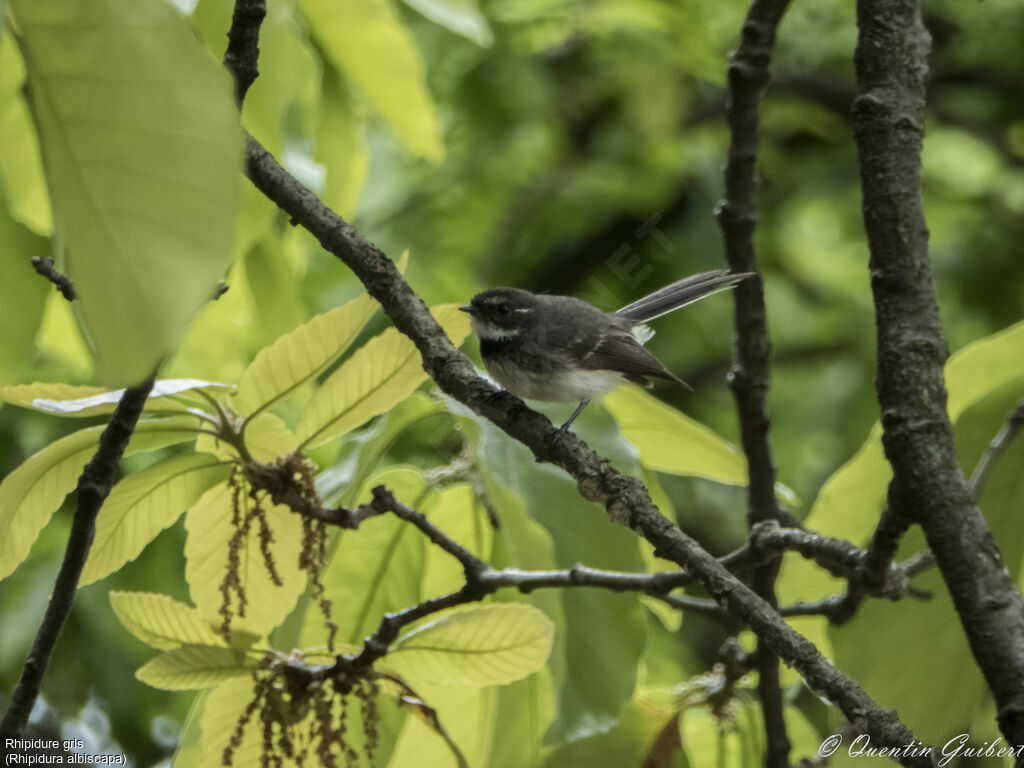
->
[555,400,590,436]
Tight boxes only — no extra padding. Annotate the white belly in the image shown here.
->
[486,359,623,403]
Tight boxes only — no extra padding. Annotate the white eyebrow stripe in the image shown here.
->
[514,308,533,313]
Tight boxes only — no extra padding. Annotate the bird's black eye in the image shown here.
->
[497,304,511,316]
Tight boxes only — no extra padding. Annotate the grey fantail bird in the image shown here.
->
[460,269,752,432]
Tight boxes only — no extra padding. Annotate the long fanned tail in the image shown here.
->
[614,270,753,323]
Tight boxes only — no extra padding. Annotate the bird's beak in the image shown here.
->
[459,305,474,315]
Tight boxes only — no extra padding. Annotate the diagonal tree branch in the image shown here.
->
[852,0,1024,746]
[717,0,794,762]
[243,116,937,768]
[223,4,935,763]
[0,375,156,737]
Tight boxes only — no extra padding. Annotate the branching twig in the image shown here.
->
[30,256,76,301]
[222,4,934,762]
[0,375,156,737]
[853,0,1024,744]
[969,398,1024,497]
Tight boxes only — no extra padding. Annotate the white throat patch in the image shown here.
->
[471,316,521,341]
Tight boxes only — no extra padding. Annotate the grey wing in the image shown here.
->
[581,330,687,387]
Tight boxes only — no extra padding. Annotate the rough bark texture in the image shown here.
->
[852,0,1024,745]
[717,1,794,764]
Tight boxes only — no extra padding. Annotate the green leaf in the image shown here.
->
[9,0,242,384]
[196,678,265,768]
[315,71,369,219]
[403,0,494,46]
[296,304,470,450]
[0,192,49,384]
[243,412,300,462]
[541,700,672,768]
[35,291,93,379]
[299,0,445,161]
[233,292,379,418]
[0,33,51,234]
[464,408,646,742]
[316,393,447,507]
[604,386,748,485]
[0,416,200,582]
[945,319,1024,420]
[110,591,224,651]
[135,645,255,690]
[388,603,554,686]
[184,480,306,638]
[0,378,229,418]
[81,454,232,585]
[801,320,1024,550]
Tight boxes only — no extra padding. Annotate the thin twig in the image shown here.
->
[30,256,76,301]
[718,0,795,761]
[0,375,156,736]
[969,398,1024,497]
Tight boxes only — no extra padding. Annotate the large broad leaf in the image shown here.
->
[296,304,470,450]
[110,591,223,651]
[81,454,232,585]
[9,0,242,384]
[233,292,379,418]
[184,480,306,639]
[135,645,255,690]
[0,378,229,418]
[604,386,748,485]
[387,603,554,687]
[0,416,200,582]
[299,0,444,161]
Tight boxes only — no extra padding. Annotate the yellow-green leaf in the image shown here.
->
[604,386,748,485]
[243,412,300,463]
[184,480,306,638]
[299,0,444,161]
[296,304,470,450]
[0,33,52,234]
[403,0,493,47]
[136,645,255,690]
[388,603,554,686]
[197,678,266,768]
[81,454,232,585]
[301,467,428,649]
[0,416,200,582]
[0,378,230,418]
[946,319,1024,420]
[316,72,369,219]
[0,197,49,384]
[110,591,224,651]
[233,292,379,418]
[9,0,242,384]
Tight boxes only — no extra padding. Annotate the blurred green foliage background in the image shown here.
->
[1,0,1022,765]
